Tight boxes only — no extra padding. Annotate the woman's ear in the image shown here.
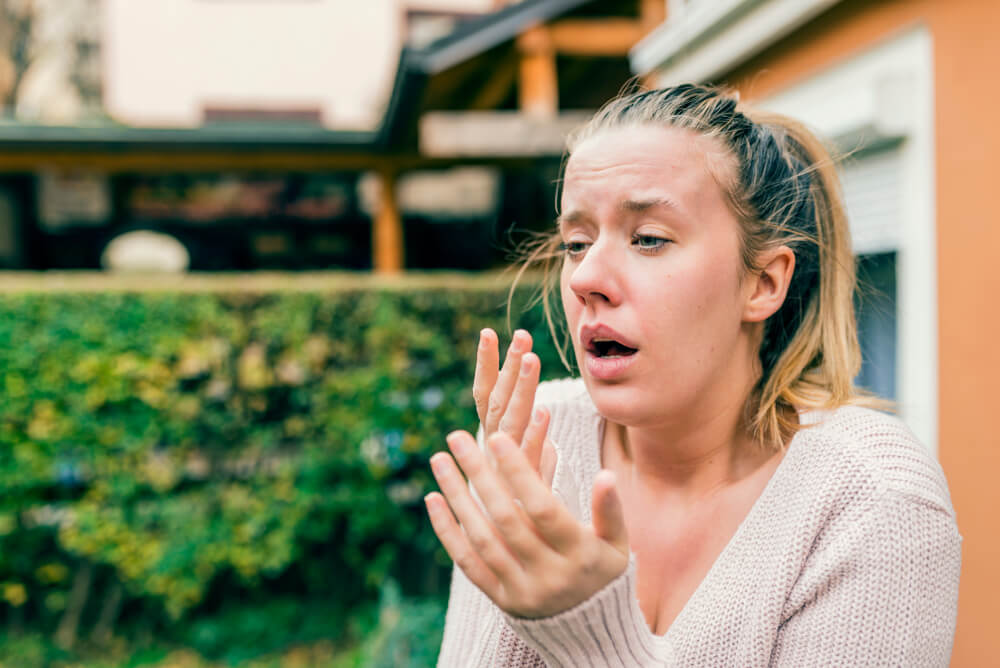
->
[743,246,796,323]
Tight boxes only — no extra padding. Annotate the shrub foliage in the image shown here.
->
[0,277,564,663]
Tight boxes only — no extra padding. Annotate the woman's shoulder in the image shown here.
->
[796,405,954,516]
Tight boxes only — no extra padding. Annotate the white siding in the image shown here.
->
[839,146,903,254]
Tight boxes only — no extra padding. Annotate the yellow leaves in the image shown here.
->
[27,400,65,441]
[173,395,202,421]
[138,381,168,409]
[283,416,307,438]
[35,562,69,585]
[177,348,211,379]
[98,425,124,447]
[176,338,231,379]
[303,334,331,370]
[2,582,27,607]
[142,451,180,492]
[230,548,261,580]
[112,352,141,378]
[70,353,102,383]
[84,385,108,410]
[238,343,273,390]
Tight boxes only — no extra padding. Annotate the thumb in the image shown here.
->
[591,470,628,554]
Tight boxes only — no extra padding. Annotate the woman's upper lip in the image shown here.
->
[579,323,639,350]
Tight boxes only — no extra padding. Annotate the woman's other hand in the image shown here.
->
[473,328,556,486]
[426,428,629,619]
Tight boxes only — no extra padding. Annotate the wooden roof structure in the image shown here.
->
[0,0,664,271]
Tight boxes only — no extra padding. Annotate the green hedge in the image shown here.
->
[0,273,567,666]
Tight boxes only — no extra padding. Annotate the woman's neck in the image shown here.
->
[605,400,774,503]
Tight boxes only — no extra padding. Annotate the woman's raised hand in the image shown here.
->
[424,328,629,619]
[425,429,629,619]
[472,328,555,485]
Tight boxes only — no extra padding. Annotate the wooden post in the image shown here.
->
[640,0,667,33]
[373,169,403,273]
[516,25,557,118]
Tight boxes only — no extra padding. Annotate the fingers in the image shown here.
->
[591,470,629,554]
[445,431,549,564]
[498,352,540,444]
[424,491,501,597]
[484,330,532,435]
[429,446,521,581]
[540,439,558,489]
[472,329,499,426]
[487,432,578,551]
[520,406,549,476]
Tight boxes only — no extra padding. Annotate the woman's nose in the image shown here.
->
[568,239,622,307]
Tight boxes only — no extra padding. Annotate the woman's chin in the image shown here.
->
[584,381,658,426]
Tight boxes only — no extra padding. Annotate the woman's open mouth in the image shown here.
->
[580,325,639,380]
[588,338,638,359]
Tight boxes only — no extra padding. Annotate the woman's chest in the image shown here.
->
[627,504,744,635]
[619,469,781,635]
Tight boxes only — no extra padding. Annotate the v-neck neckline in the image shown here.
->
[578,396,810,639]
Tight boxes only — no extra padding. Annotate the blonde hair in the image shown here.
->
[511,84,881,450]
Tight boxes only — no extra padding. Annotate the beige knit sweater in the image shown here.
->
[436,378,961,667]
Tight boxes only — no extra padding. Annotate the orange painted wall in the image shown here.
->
[724,0,1000,663]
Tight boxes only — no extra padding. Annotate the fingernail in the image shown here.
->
[424,494,439,513]
[520,355,535,376]
[533,407,545,423]
[514,329,532,352]
[446,432,468,457]
[479,329,490,347]
[430,453,448,475]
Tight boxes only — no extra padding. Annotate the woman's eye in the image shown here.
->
[558,241,589,257]
[632,234,670,252]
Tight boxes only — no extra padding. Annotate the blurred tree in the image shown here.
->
[0,0,103,121]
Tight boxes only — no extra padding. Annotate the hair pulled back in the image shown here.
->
[513,83,869,449]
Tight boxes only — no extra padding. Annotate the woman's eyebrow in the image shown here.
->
[619,197,679,213]
[556,210,586,229]
[556,198,678,228]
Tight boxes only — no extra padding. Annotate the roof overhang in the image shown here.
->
[419,111,591,158]
[0,122,377,153]
[629,0,846,83]
[403,0,591,77]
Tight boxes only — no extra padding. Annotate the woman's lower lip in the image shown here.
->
[584,351,637,380]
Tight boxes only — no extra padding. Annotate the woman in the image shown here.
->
[424,84,960,666]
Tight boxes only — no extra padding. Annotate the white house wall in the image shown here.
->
[103,0,495,130]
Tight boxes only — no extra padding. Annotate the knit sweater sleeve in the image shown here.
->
[502,555,675,667]
[770,488,961,666]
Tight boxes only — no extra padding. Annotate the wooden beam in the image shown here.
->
[420,110,593,157]
[373,169,403,274]
[0,151,392,173]
[516,25,557,118]
[548,19,644,56]
[640,0,667,33]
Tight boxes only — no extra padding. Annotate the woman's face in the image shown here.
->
[559,124,757,428]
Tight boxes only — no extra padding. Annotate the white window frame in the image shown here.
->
[631,0,846,82]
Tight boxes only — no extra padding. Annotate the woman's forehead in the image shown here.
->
[562,125,729,211]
